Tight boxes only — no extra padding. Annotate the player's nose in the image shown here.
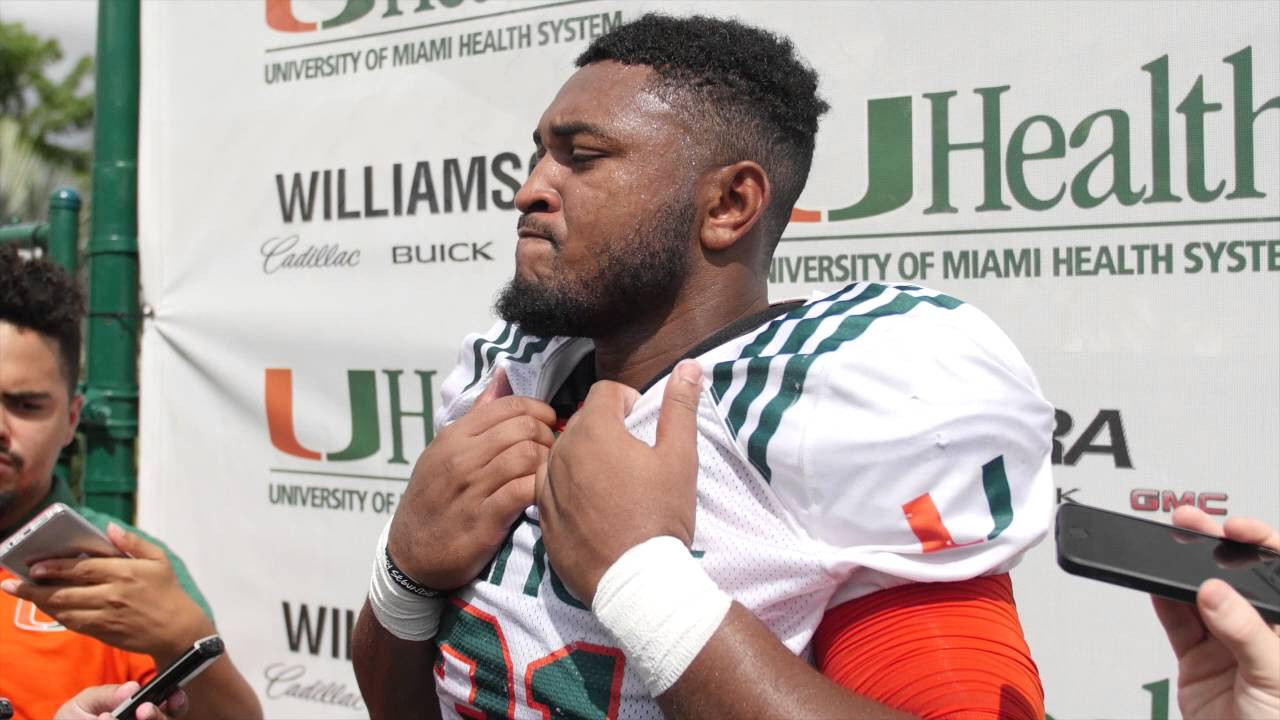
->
[515,154,562,216]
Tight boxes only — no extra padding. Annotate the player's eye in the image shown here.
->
[569,150,602,166]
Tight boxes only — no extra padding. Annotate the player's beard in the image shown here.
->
[495,198,694,339]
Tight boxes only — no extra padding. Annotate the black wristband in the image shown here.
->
[383,548,445,598]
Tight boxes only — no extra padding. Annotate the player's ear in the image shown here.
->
[697,161,770,253]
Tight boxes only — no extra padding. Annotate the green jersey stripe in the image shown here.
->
[718,284,888,438]
[744,290,963,481]
[508,334,554,365]
[466,323,515,390]
[711,284,869,400]
[486,326,526,370]
[463,326,551,393]
[524,535,546,597]
[982,455,1014,540]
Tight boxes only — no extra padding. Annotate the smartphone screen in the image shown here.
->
[1056,503,1280,623]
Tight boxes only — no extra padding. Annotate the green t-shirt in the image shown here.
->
[0,477,214,621]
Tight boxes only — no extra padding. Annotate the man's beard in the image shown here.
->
[495,199,694,338]
[0,489,17,521]
[0,449,22,520]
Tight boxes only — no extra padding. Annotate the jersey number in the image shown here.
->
[435,599,626,720]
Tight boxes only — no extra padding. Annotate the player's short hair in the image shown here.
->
[577,13,829,247]
[0,245,84,394]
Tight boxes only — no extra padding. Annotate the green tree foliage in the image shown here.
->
[0,19,93,220]
[0,19,93,169]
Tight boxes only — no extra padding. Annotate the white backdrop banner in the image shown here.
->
[137,1,1279,718]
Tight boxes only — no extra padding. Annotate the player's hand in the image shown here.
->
[53,681,188,720]
[388,366,556,590]
[0,524,214,664]
[536,360,703,605]
[1151,506,1280,720]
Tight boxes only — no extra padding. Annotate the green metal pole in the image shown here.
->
[82,0,140,519]
[48,188,83,488]
[47,187,81,276]
[0,223,47,249]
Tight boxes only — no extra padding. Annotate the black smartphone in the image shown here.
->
[1056,502,1280,624]
[110,635,225,720]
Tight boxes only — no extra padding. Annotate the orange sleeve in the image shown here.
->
[812,573,1043,720]
[122,647,159,686]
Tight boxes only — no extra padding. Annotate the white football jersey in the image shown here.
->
[429,282,1054,720]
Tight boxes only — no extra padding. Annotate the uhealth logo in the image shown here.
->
[266,0,483,33]
[790,47,1277,223]
[265,368,436,464]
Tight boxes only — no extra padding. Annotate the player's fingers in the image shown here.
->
[478,441,549,494]
[1221,516,1280,552]
[487,473,538,530]
[655,360,703,456]
[533,462,549,508]
[460,395,557,436]
[1170,505,1223,536]
[580,380,641,422]
[1151,594,1207,658]
[479,412,557,451]
[465,415,554,491]
[433,402,555,482]
[1197,579,1280,689]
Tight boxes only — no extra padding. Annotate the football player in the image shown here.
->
[353,14,1054,719]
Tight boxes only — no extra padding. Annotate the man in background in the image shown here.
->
[0,245,261,720]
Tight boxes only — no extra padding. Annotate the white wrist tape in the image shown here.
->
[591,536,732,697]
[367,519,443,642]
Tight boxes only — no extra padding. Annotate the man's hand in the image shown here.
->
[53,681,187,720]
[536,360,703,605]
[1152,506,1280,720]
[0,524,213,663]
[388,367,557,590]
